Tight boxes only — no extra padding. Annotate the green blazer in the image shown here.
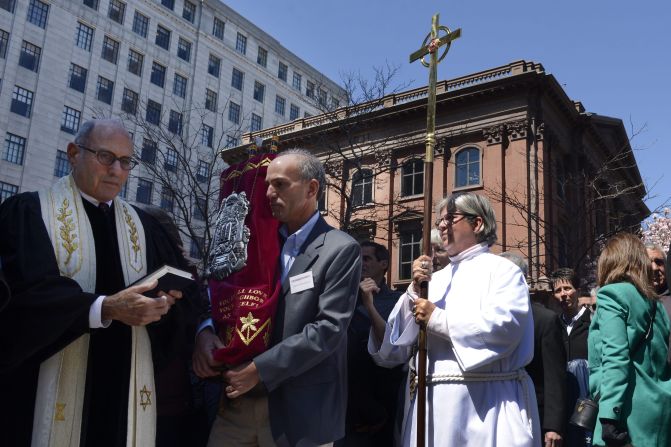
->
[589,282,671,447]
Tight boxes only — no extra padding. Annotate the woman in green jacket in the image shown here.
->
[589,233,671,447]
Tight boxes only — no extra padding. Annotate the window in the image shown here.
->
[351,169,373,207]
[0,0,15,13]
[208,54,220,77]
[454,147,481,188]
[168,110,182,135]
[96,76,114,104]
[146,100,161,125]
[27,0,49,29]
[119,182,128,199]
[401,159,424,197]
[228,101,240,124]
[0,181,18,203]
[182,1,195,23]
[190,236,203,259]
[132,11,149,38]
[164,148,177,172]
[160,0,174,10]
[177,37,191,62]
[61,106,81,134]
[289,104,299,120]
[196,160,208,182]
[54,150,70,177]
[331,98,340,109]
[4,133,26,164]
[121,88,138,115]
[200,124,213,148]
[19,41,41,72]
[11,86,33,118]
[212,17,224,40]
[141,138,157,163]
[275,95,285,116]
[127,49,143,76]
[150,61,166,87]
[235,32,246,54]
[250,113,262,132]
[278,62,288,81]
[225,135,238,148]
[318,88,327,107]
[101,36,120,64]
[69,64,87,92]
[555,159,566,201]
[193,196,206,220]
[75,22,94,51]
[136,179,153,204]
[292,72,302,91]
[83,0,98,10]
[306,81,315,98]
[253,81,265,102]
[257,46,267,67]
[318,188,326,212]
[231,68,244,90]
[155,25,171,51]
[399,228,422,280]
[160,189,174,212]
[0,30,8,59]
[173,73,187,98]
[107,0,125,24]
[205,89,217,112]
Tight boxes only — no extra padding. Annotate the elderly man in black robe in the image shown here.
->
[0,119,197,447]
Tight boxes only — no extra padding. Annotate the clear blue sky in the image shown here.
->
[225,0,671,216]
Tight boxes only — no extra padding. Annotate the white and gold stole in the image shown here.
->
[32,175,155,447]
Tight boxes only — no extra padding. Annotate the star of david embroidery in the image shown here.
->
[139,385,152,411]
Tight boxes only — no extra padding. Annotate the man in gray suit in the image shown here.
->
[195,149,361,447]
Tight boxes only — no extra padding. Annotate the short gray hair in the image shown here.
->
[74,119,130,146]
[436,192,498,246]
[277,148,326,198]
[644,242,666,255]
[499,252,528,276]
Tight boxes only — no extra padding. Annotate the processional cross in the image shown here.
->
[409,14,460,447]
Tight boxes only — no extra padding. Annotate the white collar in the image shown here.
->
[79,190,113,207]
[448,242,489,264]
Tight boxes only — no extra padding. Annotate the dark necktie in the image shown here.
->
[98,202,111,218]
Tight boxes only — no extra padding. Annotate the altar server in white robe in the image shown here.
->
[369,192,540,447]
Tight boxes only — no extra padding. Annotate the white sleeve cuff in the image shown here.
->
[89,295,112,328]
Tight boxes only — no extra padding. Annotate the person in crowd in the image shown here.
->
[645,242,671,365]
[589,233,671,446]
[430,228,449,271]
[338,241,404,446]
[369,192,539,446]
[0,119,197,447]
[501,252,566,447]
[577,288,597,316]
[551,268,591,446]
[194,149,361,446]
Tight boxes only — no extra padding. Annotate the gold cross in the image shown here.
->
[139,385,152,411]
[409,14,461,163]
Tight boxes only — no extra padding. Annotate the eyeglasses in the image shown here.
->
[77,144,137,171]
[435,213,477,227]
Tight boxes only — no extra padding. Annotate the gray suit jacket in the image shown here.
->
[254,216,361,447]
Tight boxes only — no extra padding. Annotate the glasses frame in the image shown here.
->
[435,212,478,227]
[77,144,137,171]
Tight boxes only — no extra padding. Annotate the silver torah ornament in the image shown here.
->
[205,192,251,280]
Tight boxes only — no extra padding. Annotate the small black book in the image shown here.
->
[133,264,195,298]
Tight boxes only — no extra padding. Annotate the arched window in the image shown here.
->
[401,158,423,197]
[351,169,373,207]
[454,147,481,188]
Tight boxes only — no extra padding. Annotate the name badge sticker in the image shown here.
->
[289,271,314,294]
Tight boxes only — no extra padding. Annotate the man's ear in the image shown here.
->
[307,179,319,199]
[381,259,389,272]
[473,216,484,234]
[66,142,80,168]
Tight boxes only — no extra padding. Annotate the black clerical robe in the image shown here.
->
[0,192,198,447]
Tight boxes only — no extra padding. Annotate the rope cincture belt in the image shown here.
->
[409,368,528,398]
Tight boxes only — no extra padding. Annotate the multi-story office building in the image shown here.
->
[0,0,344,218]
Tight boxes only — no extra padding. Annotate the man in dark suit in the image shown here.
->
[195,149,361,446]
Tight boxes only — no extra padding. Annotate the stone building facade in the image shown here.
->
[223,60,649,287]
